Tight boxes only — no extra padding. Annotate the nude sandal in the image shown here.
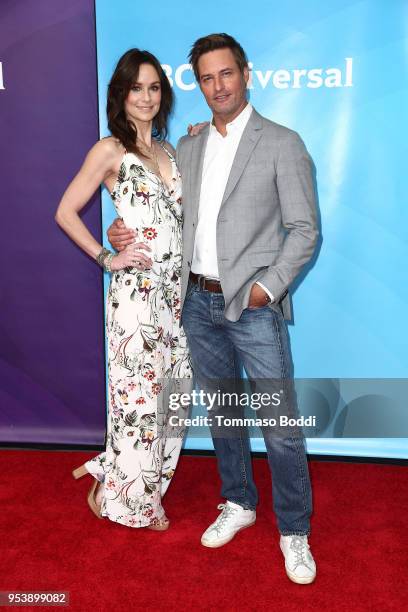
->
[147,515,170,531]
[72,464,103,519]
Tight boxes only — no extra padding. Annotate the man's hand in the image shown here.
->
[107,218,137,252]
[248,283,270,309]
[187,121,210,136]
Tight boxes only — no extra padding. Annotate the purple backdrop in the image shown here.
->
[0,0,105,444]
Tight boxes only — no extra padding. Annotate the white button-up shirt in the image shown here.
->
[191,102,274,302]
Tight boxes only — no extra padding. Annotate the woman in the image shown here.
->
[55,49,192,530]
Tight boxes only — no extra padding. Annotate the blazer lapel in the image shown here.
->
[221,109,263,206]
[190,125,210,219]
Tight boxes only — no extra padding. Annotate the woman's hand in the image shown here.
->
[110,242,153,271]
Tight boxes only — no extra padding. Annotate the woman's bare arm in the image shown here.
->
[55,139,118,259]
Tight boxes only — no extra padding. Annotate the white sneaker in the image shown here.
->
[280,535,316,584]
[201,501,256,548]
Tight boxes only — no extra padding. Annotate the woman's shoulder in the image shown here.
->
[97,136,125,156]
[85,137,125,168]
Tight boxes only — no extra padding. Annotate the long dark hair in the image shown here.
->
[107,49,173,155]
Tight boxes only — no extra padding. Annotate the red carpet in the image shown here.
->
[0,451,406,611]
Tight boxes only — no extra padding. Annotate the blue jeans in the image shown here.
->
[181,280,312,535]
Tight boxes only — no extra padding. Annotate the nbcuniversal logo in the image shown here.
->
[162,58,353,91]
[0,58,353,93]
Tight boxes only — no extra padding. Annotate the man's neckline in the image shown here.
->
[211,102,253,137]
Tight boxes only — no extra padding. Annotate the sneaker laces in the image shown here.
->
[213,503,238,535]
[289,536,314,571]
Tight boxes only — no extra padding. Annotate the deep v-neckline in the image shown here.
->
[110,143,176,197]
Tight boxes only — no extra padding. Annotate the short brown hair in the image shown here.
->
[188,33,248,80]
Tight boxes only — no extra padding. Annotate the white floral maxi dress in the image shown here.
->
[85,144,192,528]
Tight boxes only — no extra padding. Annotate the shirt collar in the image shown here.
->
[210,102,253,137]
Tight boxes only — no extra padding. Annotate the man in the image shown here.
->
[109,33,318,584]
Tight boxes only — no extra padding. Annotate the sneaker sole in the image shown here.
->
[201,519,256,548]
[285,566,316,585]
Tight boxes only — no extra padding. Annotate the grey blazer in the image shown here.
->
[176,108,318,322]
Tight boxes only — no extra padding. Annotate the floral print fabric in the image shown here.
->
[85,144,192,528]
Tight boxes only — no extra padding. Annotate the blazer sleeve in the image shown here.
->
[176,135,190,173]
[257,131,319,302]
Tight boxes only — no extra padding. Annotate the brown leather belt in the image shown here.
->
[189,272,223,293]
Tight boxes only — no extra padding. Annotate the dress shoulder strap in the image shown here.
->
[159,141,175,160]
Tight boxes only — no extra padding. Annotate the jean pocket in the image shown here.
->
[246,304,271,312]
[266,301,284,317]
[185,279,196,301]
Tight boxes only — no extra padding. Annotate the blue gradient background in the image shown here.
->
[95,0,408,458]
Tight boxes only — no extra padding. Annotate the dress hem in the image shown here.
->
[100,510,167,529]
